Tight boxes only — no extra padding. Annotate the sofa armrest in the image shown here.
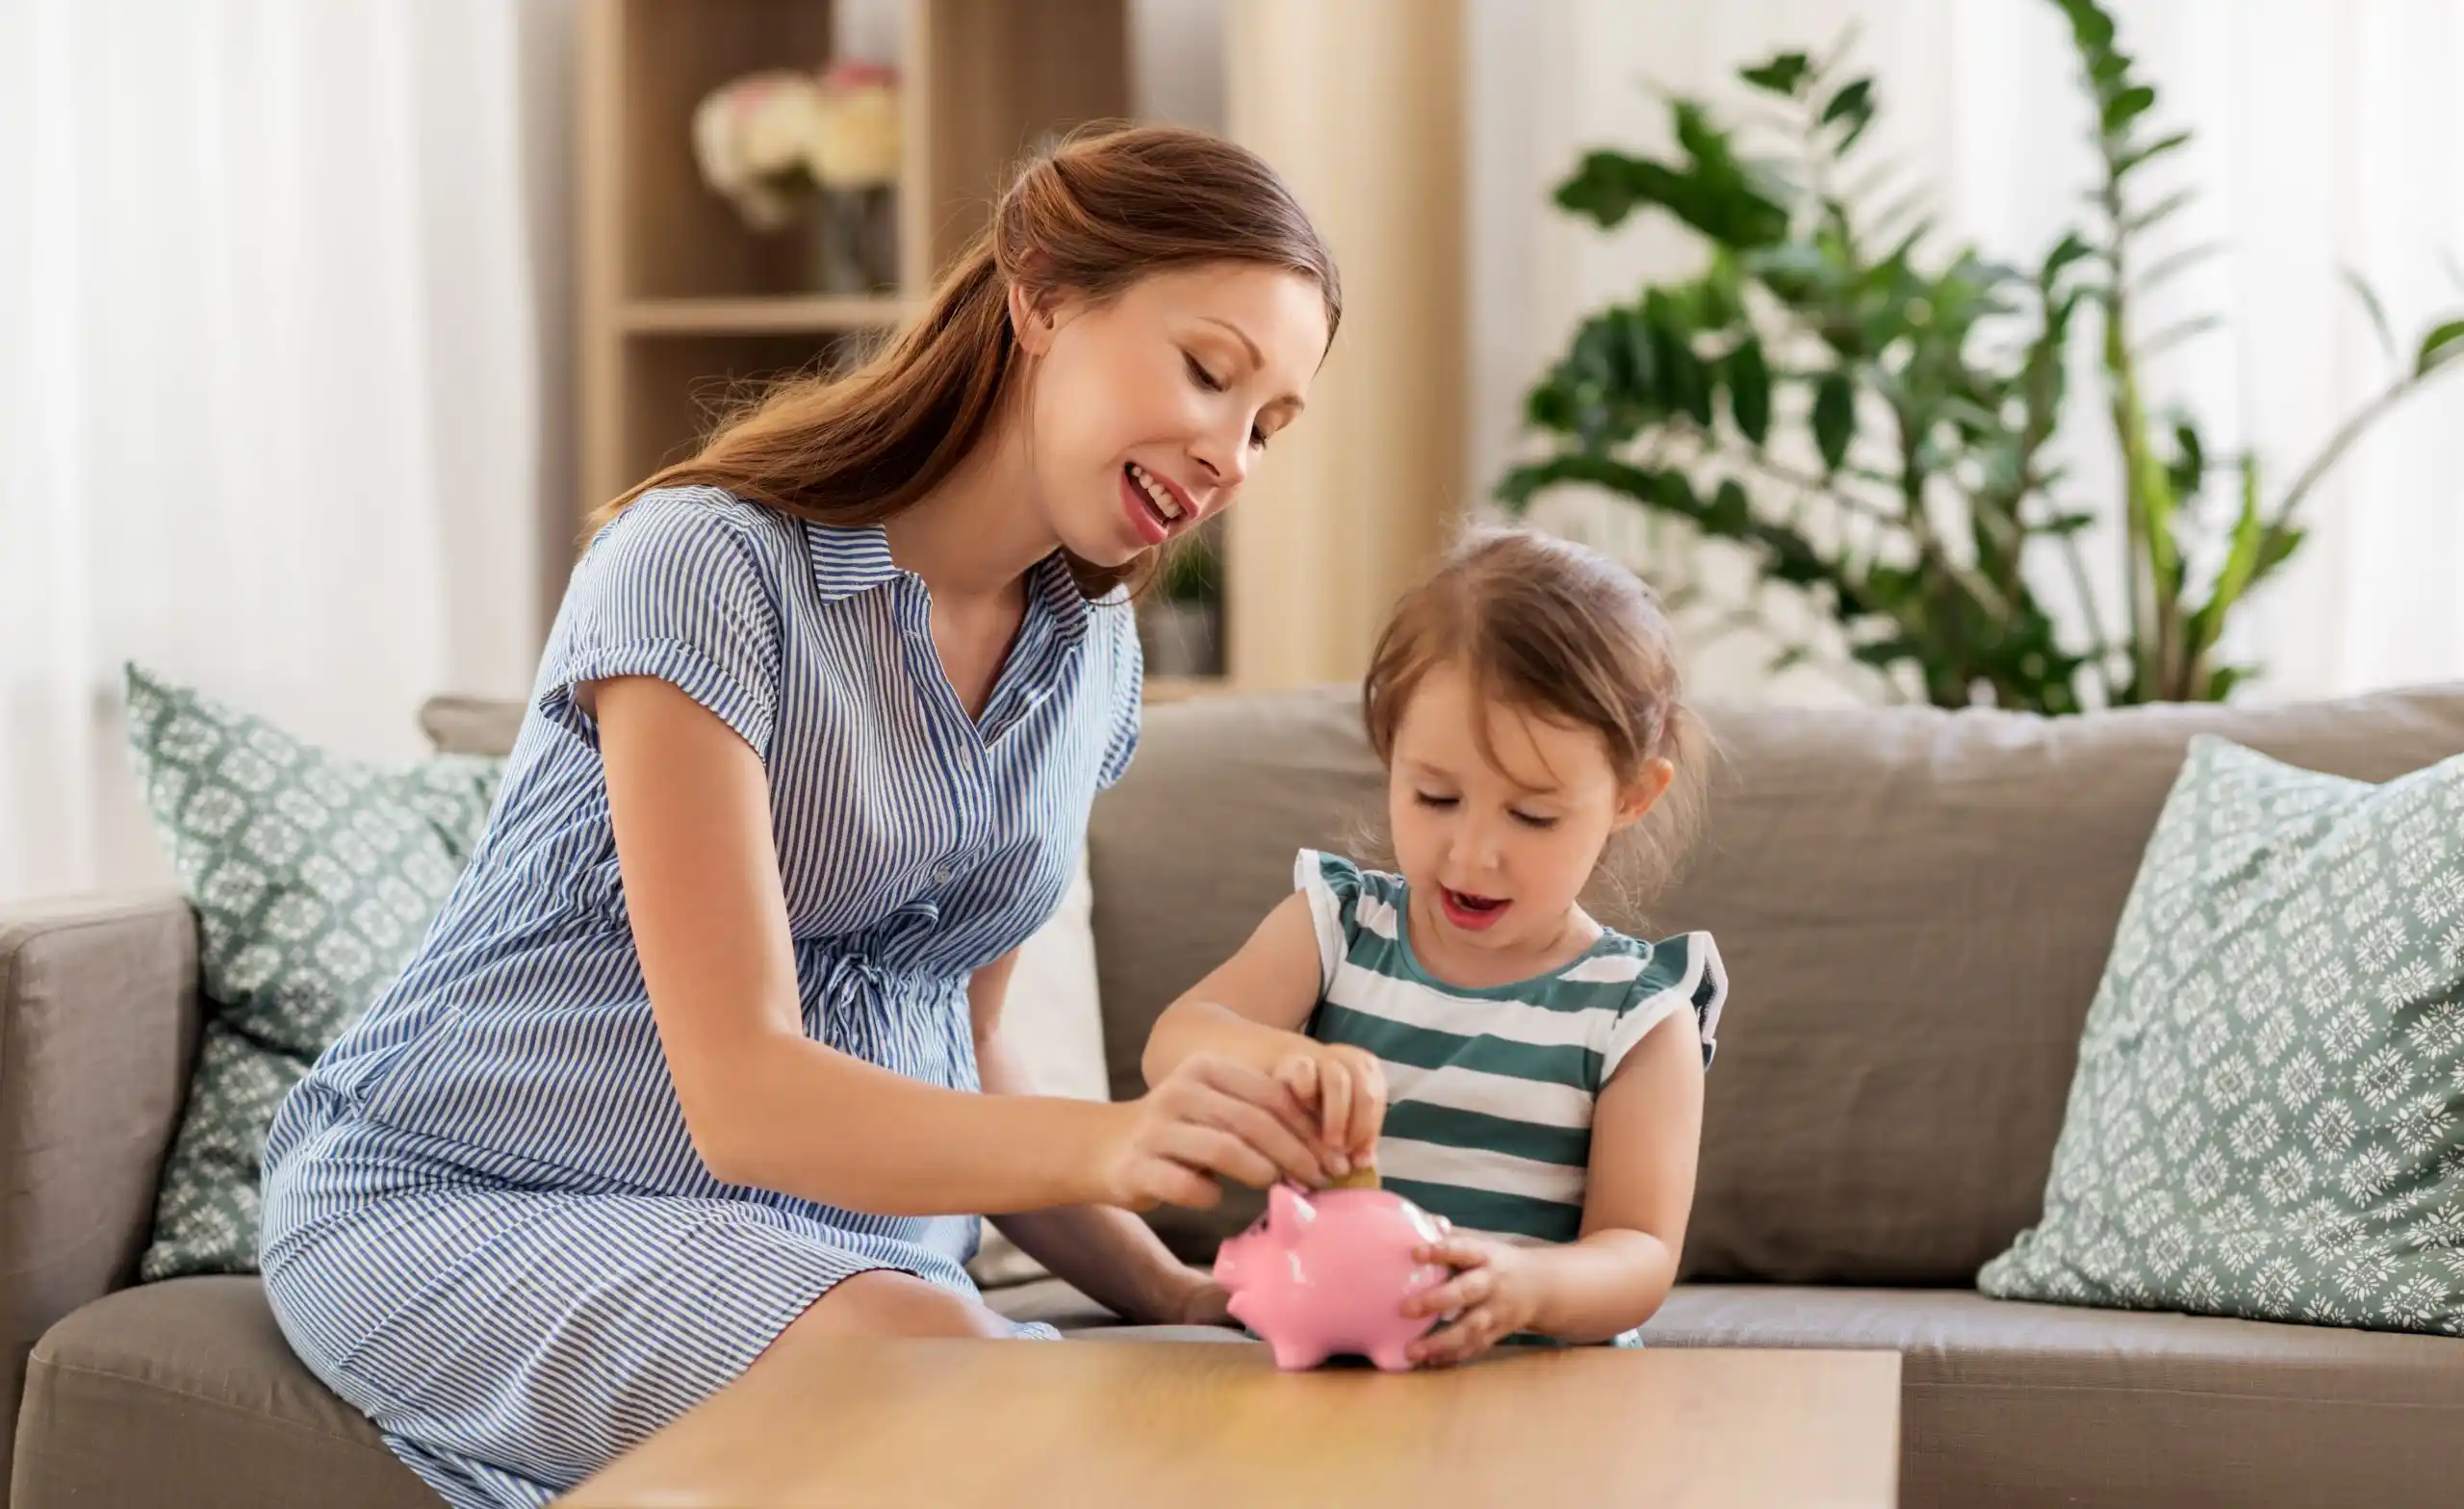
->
[0,891,200,1489]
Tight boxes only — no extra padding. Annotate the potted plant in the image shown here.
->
[1502,0,2464,713]
[691,62,901,294]
[1139,525,1226,679]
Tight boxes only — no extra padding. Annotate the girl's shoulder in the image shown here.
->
[1293,846,1408,916]
[1584,927,1728,1071]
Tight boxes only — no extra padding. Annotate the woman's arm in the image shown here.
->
[1404,1012,1704,1363]
[1142,894,1384,1166]
[967,953,1227,1323]
[596,675,1329,1215]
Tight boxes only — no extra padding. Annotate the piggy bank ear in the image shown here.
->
[1267,1182,1316,1231]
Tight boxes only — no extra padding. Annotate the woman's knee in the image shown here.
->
[763,1269,1012,1356]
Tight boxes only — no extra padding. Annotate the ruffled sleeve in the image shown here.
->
[1293,848,1372,996]
[1602,932,1729,1080]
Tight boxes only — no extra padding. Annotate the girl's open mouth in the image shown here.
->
[1439,887,1510,932]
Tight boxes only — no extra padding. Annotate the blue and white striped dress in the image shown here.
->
[258,487,1142,1509]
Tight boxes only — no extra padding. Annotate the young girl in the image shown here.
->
[1144,528,1726,1368]
[258,126,1340,1509]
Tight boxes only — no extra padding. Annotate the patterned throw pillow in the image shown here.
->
[1980,735,2464,1334]
[124,665,502,1279]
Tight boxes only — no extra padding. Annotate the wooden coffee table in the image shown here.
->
[559,1334,1900,1507]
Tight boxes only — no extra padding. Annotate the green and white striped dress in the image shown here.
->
[1297,849,1726,1247]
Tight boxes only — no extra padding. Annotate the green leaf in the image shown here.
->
[2041,232,2096,286]
[2135,242,2221,294]
[1812,371,1857,473]
[2256,522,2306,578]
[2341,269,2398,367]
[2101,85,2157,134]
[2416,318,2464,375]
[2167,417,2206,503]
[2057,0,2118,51]
[1725,336,1772,446]
[1708,479,1754,531]
[1822,78,1877,152]
[2116,128,2193,174]
[1551,122,1791,247]
[2186,455,2265,658]
[2139,313,2221,359]
[2125,187,2196,233]
[1739,51,1811,96]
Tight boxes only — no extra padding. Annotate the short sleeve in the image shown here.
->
[1294,848,1369,995]
[538,492,784,756]
[1096,601,1143,789]
[1602,932,1728,1081]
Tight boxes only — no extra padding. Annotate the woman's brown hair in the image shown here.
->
[596,123,1339,598]
[1362,527,1711,919]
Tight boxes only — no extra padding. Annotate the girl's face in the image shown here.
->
[1013,262,1327,568]
[1387,661,1672,968]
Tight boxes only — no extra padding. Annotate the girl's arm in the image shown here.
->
[596,675,1330,1215]
[1405,1010,1704,1362]
[1142,894,1321,1078]
[970,952,1228,1324]
[1142,894,1385,1167]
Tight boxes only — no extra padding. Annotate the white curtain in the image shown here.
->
[1471,0,2464,706]
[0,0,565,901]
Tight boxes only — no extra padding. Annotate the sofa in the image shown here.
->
[10,682,2464,1508]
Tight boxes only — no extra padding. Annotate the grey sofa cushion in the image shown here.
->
[0,891,202,1501]
[417,695,526,758]
[1646,1285,2464,1509]
[1091,683,2464,1283]
[11,1276,437,1509]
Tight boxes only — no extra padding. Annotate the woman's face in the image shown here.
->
[1014,262,1328,569]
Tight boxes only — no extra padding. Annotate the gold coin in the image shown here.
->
[1328,1164,1381,1189]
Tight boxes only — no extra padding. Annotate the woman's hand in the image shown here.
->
[1096,1053,1329,1211]
[1159,1272,1237,1326]
[1270,1041,1387,1177]
[1403,1228,1547,1368]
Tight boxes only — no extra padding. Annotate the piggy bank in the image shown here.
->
[1212,1182,1449,1371]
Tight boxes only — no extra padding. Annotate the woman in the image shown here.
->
[259,124,1341,1509]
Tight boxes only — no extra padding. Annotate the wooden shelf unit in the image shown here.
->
[578,0,1130,514]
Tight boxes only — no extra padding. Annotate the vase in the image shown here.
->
[808,183,898,294]
[1139,600,1223,679]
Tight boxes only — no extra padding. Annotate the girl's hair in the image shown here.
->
[1362,526,1712,918]
[594,123,1339,599]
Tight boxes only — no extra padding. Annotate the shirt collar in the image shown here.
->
[803,521,903,602]
[804,519,1094,650]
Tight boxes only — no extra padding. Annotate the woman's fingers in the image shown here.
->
[1186,1060,1328,1181]
[1174,1082,1325,1187]
[1140,1154,1220,1211]
[1161,1123,1281,1191]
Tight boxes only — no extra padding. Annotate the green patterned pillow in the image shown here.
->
[1980,735,2464,1334]
[124,664,502,1279]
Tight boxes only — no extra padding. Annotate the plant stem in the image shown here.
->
[2269,370,2426,532]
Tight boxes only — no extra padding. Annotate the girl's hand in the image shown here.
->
[1270,1042,1387,1177]
[1097,1054,1329,1211]
[1404,1228,1547,1368]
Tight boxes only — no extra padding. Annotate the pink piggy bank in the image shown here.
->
[1212,1183,1449,1371]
